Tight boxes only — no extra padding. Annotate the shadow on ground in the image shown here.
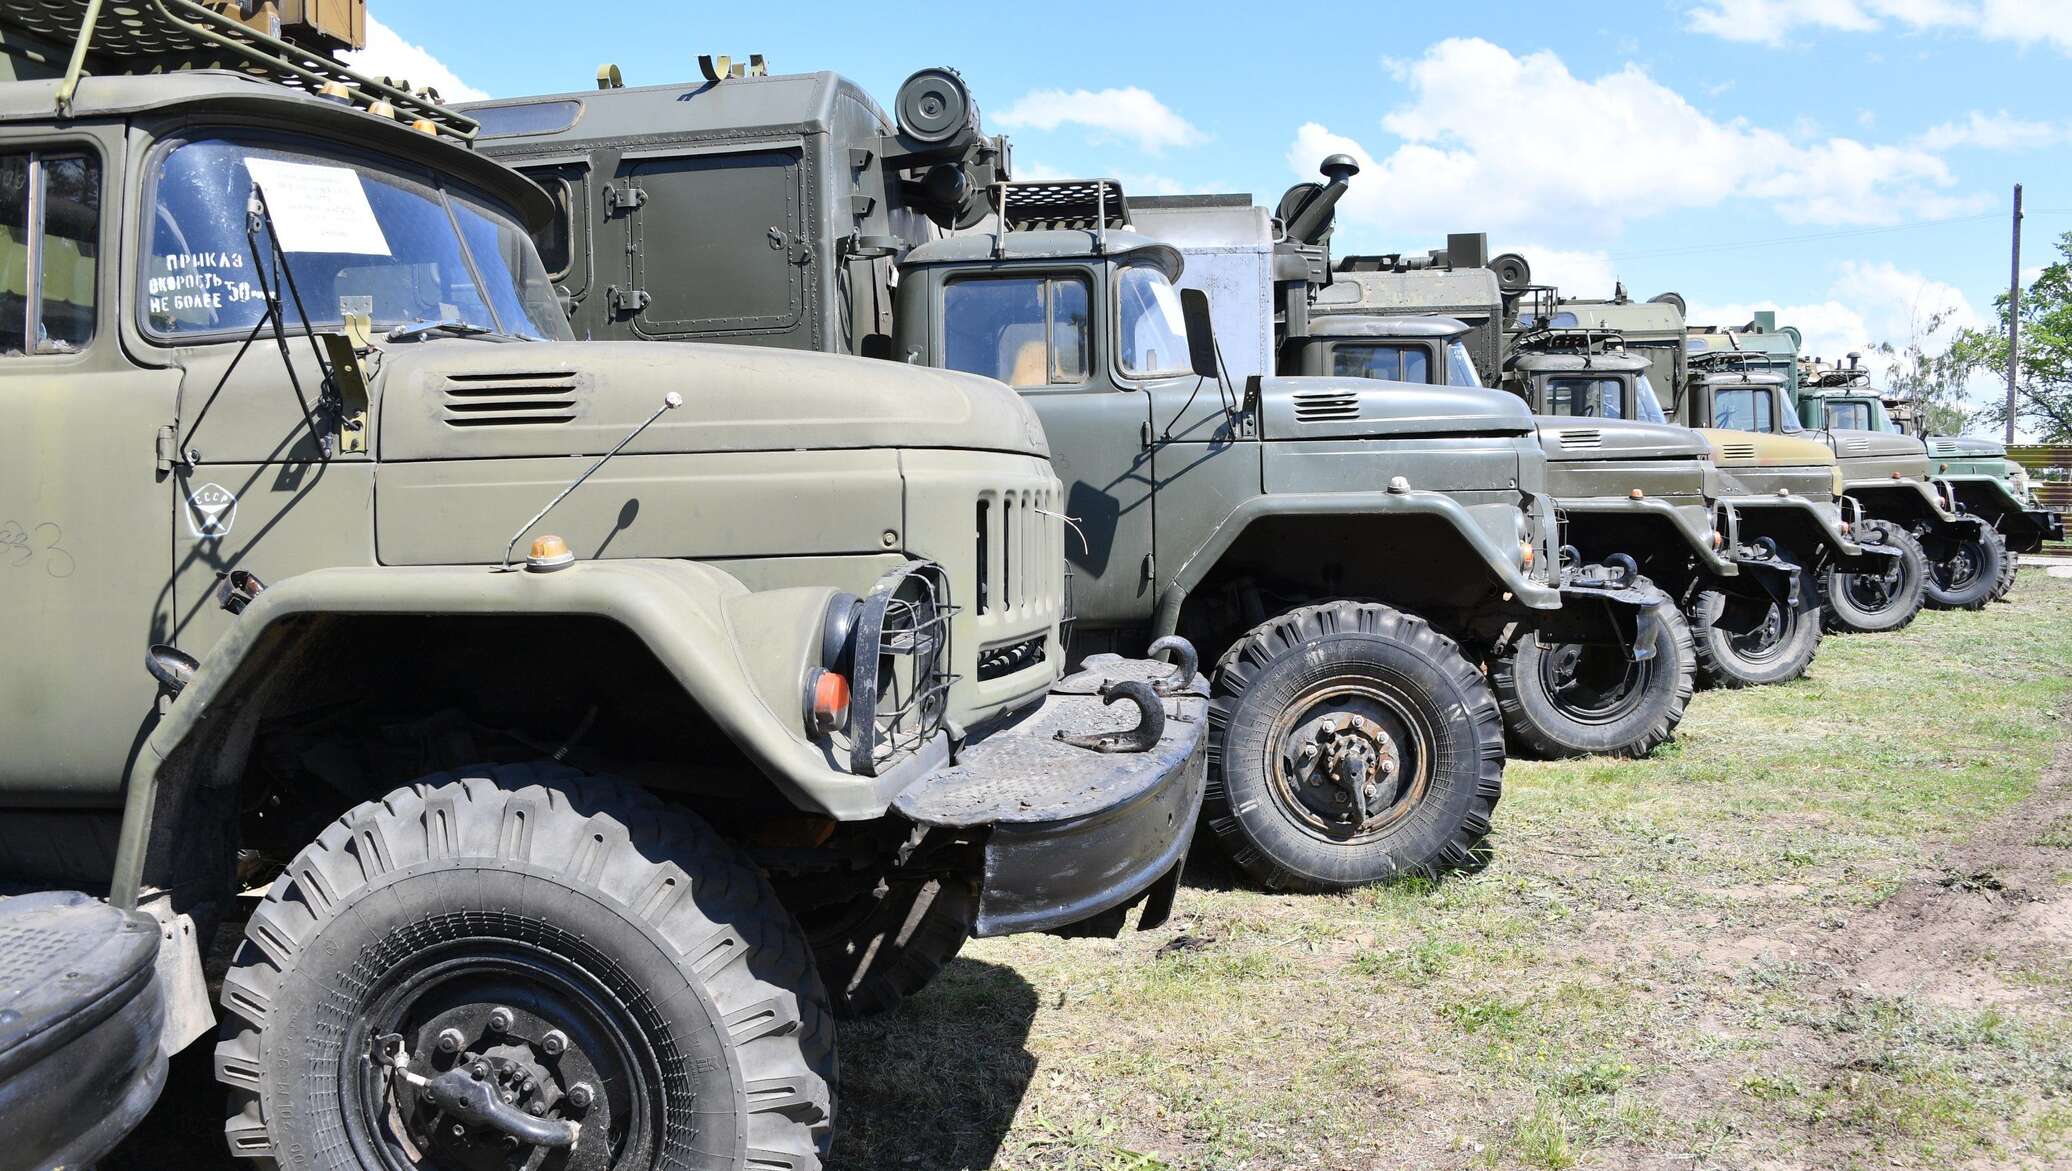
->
[108,958,1038,1171]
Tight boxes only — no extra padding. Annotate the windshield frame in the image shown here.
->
[1110,261,1194,382]
[135,127,566,347]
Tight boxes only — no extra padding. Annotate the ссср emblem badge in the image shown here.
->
[185,481,239,538]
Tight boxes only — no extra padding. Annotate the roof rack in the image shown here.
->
[997,178,1129,232]
[1512,323,1628,356]
[14,0,477,141]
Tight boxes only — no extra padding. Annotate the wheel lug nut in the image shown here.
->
[470,1061,489,1080]
[503,1135,521,1150]
[542,1028,568,1055]
[487,1007,514,1033]
[435,1028,465,1053]
[527,1101,547,1116]
[568,1082,595,1110]
[451,1123,468,1138]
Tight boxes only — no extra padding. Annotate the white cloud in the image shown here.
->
[997,88,1205,153]
[1689,261,1982,367]
[340,17,489,103]
[1289,39,1973,247]
[1916,110,2065,151]
[1686,0,2072,54]
[1497,245,1620,299]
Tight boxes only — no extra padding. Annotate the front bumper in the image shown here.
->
[893,652,1209,938]
[1536,565,1670,660]
[1720,493,1896,570]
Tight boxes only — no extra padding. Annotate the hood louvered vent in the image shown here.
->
[1843,437,1873,455]
[1293,389,1361,422]
[1558,428,1602,449]
[439,371,584,427]
[1928,440,1961,456]
[1720,442,1759,461]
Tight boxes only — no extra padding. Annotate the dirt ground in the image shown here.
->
[111,574,2072,1171]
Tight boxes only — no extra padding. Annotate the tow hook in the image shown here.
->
[1055,679,1167,754]
[373,1033,581,1151]
[1147,635,1199,696]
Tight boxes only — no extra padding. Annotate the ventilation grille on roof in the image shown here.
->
[439,371,583,427]
[1292,389,1360,422]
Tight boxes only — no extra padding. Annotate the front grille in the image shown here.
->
[1559,428,1602,449]
[977,633,1047,682]
[439,371,583,427]
[1293,389,1360,422]
[974,484,1058,617]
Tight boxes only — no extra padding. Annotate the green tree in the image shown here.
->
[1948,230,2072,442]
[1872,308,1972,436]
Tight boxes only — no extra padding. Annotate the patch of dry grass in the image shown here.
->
[833,574,2072,1171]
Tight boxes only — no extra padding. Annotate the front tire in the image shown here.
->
[1923,524,2005,610]
[804,876,976,1019]
[1989,528,2020,602]
[1490,598,1694,759]
[214,763,835,1170]
[1206,601,1504,892]
[1690,565,1822,688]
[1820,519,1927,633]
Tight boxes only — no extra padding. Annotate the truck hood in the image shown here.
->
[1257,376,1536,442]
[1820,428,1930,479]
[374,340,1051,462]
[1697,429,1838,470]
[1926,434,2007,460]
[1533,418,1710,463]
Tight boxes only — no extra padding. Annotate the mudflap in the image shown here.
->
[0,891,168,1170]
[892,651,1210,939]
[1540,567,1668,663]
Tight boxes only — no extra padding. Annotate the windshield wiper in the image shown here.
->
[385,319,498,343]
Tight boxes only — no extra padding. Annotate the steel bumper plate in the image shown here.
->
[0,891,169,1170]
[893,654,1210,938]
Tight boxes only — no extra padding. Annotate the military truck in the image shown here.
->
[1686,319,1997,612]
[1801,355,2063,600]
[1296,242,1884,687]
[469,71,1692,889]
[0,4,1210,1167]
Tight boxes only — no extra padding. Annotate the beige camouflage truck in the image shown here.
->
[0,4,1208,1168]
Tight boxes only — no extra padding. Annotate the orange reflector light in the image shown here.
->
[411,118,440,136]
[1629,488,1645,500]
[1892,471,1903,479]
[367,99,398,119]
[317,81,352,103]
[1520,542,1535,568]
[526,534,574,572]
[1711,529,1725,550]
[1841,521,1853,536]
[808,669,851,735]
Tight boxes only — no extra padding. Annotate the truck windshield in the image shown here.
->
[1332,343,1429,383]
[1712,386,1773,432]
[1634,373,1668,423]
[1825,399,1884,430]
[1116,264,1191,378]
[1445,340,1479,387]
[1547,376,1624,419]
[144,135,572,342]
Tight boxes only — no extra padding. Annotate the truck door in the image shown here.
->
[621,148,808,346]
[515,163,591,324]
[0,144,182,803]
[937,268,1157,628]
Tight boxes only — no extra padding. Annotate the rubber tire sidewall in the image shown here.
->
[1690,565,1823,689]
[1820,519,1927,634]
[1923,524,2005,611]
[1990,528,2020,602]
[1492,598,1695,760]
[810,876,976,1020]
[213,764,834,1171]
[1207,602,1503,892]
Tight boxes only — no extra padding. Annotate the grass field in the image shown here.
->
[831,573,2072,1171]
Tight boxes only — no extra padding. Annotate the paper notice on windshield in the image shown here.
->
[244,158,391,256]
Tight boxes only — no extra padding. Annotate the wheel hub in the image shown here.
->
[1289,711,1403,829]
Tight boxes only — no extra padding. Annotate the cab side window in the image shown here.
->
[943,275,1090,387]
[1331,343,1429,383]
[1828,401,1870,430]
[1548,377,1624,419]
[0,151,100,356]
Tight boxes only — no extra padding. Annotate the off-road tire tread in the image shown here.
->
[1818,519,1927,634]
[1489,597,1695,760]
[212,761,835,1170]
[1689,565,1822,690]
[1989,527,2020,603]
[1923,524,2006,611]
[1205,600,1504,892]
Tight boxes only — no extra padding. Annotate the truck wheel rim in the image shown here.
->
[346,939,659,1171]
[1266,677,1434,843]
[1840,558,1906,613]
[1535,640,1655,726]
[1934,543,1982,591]
[1723,598,1791,664]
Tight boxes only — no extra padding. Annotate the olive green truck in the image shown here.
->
[469,63,1695,893]
[0,4,1210,1167]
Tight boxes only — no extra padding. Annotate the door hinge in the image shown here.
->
[603,182,646,216]
[156,425,177,473]
[1141,552,1155,584]
[1140,420,1152,449]
[606,285,651,315]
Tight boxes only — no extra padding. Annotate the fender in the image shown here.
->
[1555,496,1736,575]
[1720,494,1894,568]
[1149,488,1560,639]
[108,560,946,906]
[1940,473,2063,549]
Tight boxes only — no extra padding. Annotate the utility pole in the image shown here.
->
[2006,183,2022,444]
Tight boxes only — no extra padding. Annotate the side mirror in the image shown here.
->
[1179,287,1219,380]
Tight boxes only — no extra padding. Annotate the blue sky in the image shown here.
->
[355,0,2070,418]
